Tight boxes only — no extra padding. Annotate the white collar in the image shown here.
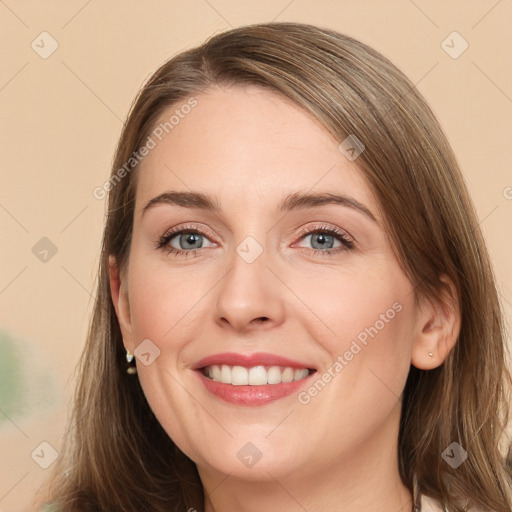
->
[413,477,473,511]
[412,475,445,511]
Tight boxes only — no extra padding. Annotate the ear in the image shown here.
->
[109,255,134,353]
[411,275,461,370]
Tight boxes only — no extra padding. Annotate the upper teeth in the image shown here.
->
[204,365,310,385]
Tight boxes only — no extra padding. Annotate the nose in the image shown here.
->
[213,242,286,333]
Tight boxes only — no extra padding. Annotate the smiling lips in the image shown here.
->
[193,352,316,406]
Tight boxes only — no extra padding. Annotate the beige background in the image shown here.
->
[0,1,511,510]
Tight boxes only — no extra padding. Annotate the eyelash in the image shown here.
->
[156,223,355,258]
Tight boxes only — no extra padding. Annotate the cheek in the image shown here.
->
[292,260,415,416]
[125,262,217,461]
[289,257,414,358]
[127,259,213,350]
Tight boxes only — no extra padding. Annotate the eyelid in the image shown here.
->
[160,223,218,242]
[294,222,355,245]
[158,223,351,242]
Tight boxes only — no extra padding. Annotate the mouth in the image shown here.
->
[192,352,317,406]
[201,364,313,385]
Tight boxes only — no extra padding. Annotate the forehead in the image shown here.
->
[135,85,376,216]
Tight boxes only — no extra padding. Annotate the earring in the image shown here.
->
[428,352,434,357]
[126,350,137,375]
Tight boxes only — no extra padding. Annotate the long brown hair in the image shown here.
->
[35,22,512,511]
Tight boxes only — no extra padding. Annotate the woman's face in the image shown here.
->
[115,85,423,483]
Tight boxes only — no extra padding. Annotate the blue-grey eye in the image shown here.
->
[309,232,335,249]
[171,232,204,250]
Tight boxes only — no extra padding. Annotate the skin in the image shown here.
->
[110,85,460,512]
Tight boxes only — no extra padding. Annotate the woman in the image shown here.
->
[35,22,512,511]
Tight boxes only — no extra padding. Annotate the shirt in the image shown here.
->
[420,494,445,511]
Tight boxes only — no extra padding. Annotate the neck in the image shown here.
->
[199,407,412,512]
[203,473,411,512]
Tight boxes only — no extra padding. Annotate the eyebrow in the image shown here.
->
[142,191,377,222]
